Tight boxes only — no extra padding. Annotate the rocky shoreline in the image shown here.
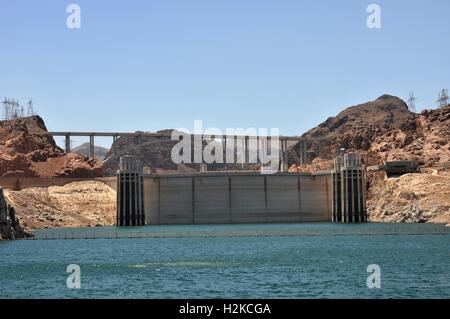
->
[367,171,450,224]
[4,181,116,230]
[0,187,33,240]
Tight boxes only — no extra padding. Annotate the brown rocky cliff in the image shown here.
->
[5,181,116,229]
[0,116,102,177]
[371,105,450,168]
[0,187,32,239]
[366,172,450,224]
[289,95,450,170]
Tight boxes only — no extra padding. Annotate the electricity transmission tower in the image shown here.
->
[437,89,449,108]
[2,97,36,120]
[10,99,20,119]
[27,99,35,116]
[407,92,417,112]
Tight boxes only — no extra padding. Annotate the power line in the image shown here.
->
[2,97,37,120]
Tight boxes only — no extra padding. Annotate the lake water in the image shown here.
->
[1,223,449,298]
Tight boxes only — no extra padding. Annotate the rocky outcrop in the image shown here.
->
[0,187,33,239]
[367,172,450,224]
[288,95,450,170]
[0,116,102,177]
[5,181,116,229]
[370,105,450,168]
[72,142,109,160]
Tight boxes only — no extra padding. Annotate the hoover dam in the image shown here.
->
[116,154,367,226]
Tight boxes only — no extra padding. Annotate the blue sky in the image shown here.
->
[1,0,449,148]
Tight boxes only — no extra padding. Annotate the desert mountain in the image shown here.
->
[0,116,102,177]
[288,95,450,172]
[72,142,109,160]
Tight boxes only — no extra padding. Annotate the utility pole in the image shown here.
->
[407,92,417,112]
[2,97,36,120]
[437,89,449,108]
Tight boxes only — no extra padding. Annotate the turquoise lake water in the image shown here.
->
[1,223,449,298]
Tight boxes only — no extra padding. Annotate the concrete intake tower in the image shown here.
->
[116,156,145,226]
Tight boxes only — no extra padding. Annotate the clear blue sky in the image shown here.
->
[1,0,449,148]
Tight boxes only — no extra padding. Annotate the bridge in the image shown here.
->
[49,131,321,171]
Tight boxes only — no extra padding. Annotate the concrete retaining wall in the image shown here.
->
[144,172,332,225]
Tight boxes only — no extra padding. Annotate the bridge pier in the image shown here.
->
[89,135,95,159]
[65,134,71,153]
[112,135,118,156]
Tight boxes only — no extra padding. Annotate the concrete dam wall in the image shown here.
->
[142,172,333,225]
[116,154,366,226]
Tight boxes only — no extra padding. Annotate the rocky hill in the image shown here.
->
[0,116,102,177]
[288,95,450,172]
[72,142,109,160]
[287,94,450,224]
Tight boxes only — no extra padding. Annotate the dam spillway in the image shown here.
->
[116,155,367,225]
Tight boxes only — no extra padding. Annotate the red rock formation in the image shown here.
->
[289,95,450,170]
[0,116,102,177]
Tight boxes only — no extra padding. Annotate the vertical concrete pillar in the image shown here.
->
[278,140,283,172]
[280,139,288,172]
[332,153,366,223]
[65,134,71,153]
[244,136,249,166]
[285,140,289,171]
[89,135,95,159]
[223,137,226,162]
[361,170,367,222]
[116,156,145,226]
[112,135,118,156]
[281,139,288,172]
